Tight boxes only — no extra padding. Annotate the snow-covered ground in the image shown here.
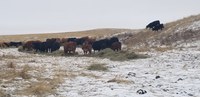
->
[0,46,200,97]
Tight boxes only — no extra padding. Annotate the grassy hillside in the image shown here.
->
[121,14,200,48]
[1,14,200,49]
[0,28,132,42]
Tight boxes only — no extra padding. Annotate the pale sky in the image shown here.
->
[0,0,200,35]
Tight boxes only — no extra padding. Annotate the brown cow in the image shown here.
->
[61,38,68,46]
[82,41,92,54]
[111,41,122,51]
[0,42,6,48]
[85,37,96,45]
[63,41,77,54]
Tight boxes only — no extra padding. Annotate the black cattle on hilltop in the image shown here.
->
[146,20,160,29]
[152,24,164,31]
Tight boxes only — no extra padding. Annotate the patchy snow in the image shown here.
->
[187,20,200,31]
[175,20,200,33]
[0,47,200,97]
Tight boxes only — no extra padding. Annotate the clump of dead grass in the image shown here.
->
[0,89,6,97]
[7,61,16,68]
[132,47,151,52]
[19,65,31,79]
[79,72,100,79]
[107,78,134,84]
[0,64,32,81]
[0,62,65,96]
[2,54,17,59]
[21,81,53,96]
[18,46,24,52]
[93,48,148,61]
[18,70,64,96]
[153,46,173,52]
[87,63,108,71]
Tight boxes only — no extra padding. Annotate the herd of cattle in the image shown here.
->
[0,20,164,55]
[0,36,122,55]
[146,20,164,31]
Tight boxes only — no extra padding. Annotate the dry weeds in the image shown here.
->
[0,89,6,97]
[87,63,108,71]
[93,48,149,61]
[79,72,100,79]
[7,62,16,68]
[19,65,32,79]
[107,78,134,84]
[20,81,54,96]
[153,46,173,52]
[1,54,17,59]
[16,68,65,96]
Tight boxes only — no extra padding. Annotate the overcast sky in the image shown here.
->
[0,0,200,35]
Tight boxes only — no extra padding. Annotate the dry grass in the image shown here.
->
[122,14,200,48]
[19,81,54,96]
[93,48,149,61]
[87,63,108,71]
[79,72,100,79]
[1,54,17,59]
[17,68,65,96]
[19,65,32,79]
[0,64,32,82]
[0,28,130,42]
[132,47,151,52]
[0,89,6,97]
[107,78,134,84]
[123,30,158,47]
[0,90,10,97]
[7,61,16,68]
[153,46,173,52]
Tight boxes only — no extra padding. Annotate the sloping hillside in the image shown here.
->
[0,28,132,42]
[121,14,200,49]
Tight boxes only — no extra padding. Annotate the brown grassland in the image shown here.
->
[0,28,131,42]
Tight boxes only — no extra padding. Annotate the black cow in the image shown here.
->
[67,38,77,42]
[45,38,61,52]
[109,37,119,47]
[32,41,43,52]
[32,41,60,53]
[152,24,164,31]
[76,37,89,46]
[146,20,160,29]
[50,42,60,52]
[92,38,110,52]
[9,42,22,47]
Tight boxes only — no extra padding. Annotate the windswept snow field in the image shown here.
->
[0,45,200,97]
